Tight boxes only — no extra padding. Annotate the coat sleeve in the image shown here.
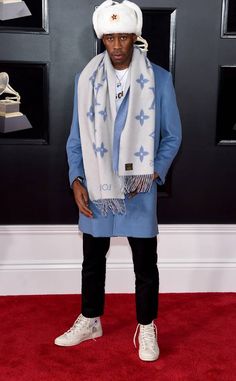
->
[154,72,182,185]
[66,74,85,187]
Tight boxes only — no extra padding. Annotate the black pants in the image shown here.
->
[81,233,159,325]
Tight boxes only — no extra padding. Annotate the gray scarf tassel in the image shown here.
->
[93,199,126,216]
[124,174,153,194]
[93,174,153,216]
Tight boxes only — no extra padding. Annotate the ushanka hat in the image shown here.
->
[93,0,143,39]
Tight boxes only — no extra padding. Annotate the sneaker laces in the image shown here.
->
[65,314,90,336]
[133,322,157,352]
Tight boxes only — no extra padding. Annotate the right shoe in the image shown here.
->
[54,314,103,347]
[133,321,160,361]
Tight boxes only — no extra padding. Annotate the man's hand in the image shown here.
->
[72,179,93,218]
[153,172,159,181]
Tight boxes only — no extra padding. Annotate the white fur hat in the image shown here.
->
[93,0,143,39]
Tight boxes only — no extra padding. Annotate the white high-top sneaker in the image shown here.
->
[133,321,160,361]
[54,314,102,346]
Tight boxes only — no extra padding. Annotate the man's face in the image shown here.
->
[102,33,137,69]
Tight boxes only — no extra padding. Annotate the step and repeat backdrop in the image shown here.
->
[0,0,236,224]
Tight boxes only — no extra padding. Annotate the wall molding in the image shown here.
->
[0,225,236,295]
[1,259,236,270]
[1,224,236,234]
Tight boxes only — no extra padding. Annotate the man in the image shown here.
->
[55,0,182,362]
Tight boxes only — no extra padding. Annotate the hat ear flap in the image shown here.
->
[93,0,118,38]
[122,0,143,36]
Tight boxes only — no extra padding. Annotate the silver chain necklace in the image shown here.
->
[115,69,129,88]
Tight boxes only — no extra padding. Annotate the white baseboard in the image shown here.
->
[0,225,236,295]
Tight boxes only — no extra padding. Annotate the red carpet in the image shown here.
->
[0,293,235,381]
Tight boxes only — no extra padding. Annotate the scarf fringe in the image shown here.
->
[124,174,153,194]
[93,199,126,217]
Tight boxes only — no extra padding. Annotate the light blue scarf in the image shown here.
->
[78,47,155,216]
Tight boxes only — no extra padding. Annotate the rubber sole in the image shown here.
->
[139,350,160,362]
[54,330,103,347]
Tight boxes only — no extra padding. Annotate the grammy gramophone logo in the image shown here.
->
[0,72,32,133]
[0,0,31,21]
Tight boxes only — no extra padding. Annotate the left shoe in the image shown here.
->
[133,321,160,361]
[54,314,102,347]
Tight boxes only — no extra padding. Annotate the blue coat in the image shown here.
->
[66,63,182,237]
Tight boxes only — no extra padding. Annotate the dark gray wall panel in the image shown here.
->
[0,0,236,224]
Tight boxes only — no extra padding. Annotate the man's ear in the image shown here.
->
[133,34,138,43]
